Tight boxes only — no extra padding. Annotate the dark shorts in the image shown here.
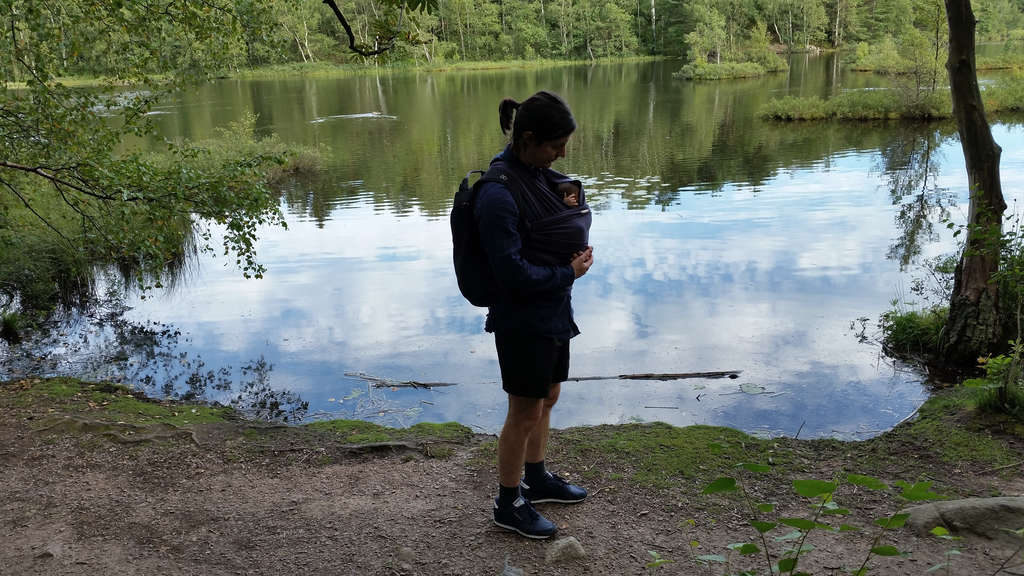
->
[494,332,570,398]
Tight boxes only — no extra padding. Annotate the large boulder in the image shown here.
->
[903,497,1024,546]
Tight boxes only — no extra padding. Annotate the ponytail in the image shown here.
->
[499,98,520,135]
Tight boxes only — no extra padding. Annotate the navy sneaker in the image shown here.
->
[493,496,558,539]
[520,471,588,504]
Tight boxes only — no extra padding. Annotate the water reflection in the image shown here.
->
[877,124,959,269]
[7,59,1024,438]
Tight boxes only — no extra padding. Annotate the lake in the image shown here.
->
[5,55,1023,439]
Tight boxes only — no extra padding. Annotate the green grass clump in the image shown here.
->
[559,422,770,487]
[235,56,663,80]
[6,377,234,425]
[304,419,472,444]
[761,90,951,121]
[983,75,1024,113]
[406,422,474,442]
[674,61,769,80]
[880,306,948,357]
[901,388,1018,466]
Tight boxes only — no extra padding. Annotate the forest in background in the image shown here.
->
[5,0,1024,80]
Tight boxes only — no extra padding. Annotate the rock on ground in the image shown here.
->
[544,537,586,564]
[904,497,1024,546]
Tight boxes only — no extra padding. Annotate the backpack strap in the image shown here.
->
[475,163,531,235]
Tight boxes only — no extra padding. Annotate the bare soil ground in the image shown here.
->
[3,379,1024,576]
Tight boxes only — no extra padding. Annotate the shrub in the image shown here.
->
[674,61,768,80]
[849,38,906,74]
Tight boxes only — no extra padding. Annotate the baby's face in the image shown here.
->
[559,182,580,205]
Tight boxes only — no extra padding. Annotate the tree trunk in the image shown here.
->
[650,0,656,48]
[940,0,1009,365]
[833,0,842,48]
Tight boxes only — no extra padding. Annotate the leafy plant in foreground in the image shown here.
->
[698,466,943,575]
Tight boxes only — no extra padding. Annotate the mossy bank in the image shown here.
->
[4,376,1020,491]
[3,376,1023,574]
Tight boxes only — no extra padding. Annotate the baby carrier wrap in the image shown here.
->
[487,155,592,268]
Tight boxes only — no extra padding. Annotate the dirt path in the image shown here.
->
[3,379,1024,575]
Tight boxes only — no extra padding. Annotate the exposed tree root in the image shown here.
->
[33,416,201,446]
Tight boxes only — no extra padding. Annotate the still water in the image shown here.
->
[11,56,1024,438]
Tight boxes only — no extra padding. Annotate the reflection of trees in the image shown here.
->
[159,60,987,223]
[5,299,308,422]
[876,124,958,269]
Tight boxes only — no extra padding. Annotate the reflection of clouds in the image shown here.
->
[119,132,1024,437]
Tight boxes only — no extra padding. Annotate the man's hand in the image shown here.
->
[570,246,594,279]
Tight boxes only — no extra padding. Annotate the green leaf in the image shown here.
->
[846,474,887,490]
[750,520,777,534]
[870,545,901,557]
[894,481,940,501]
[778,557,797,571]
[779,517,817,531]
[696,554,727,563]
[930,526,951,537]
[739,462,772,473]
[793,479,837,498]
[702,477,737,494]
[822,501,850,515]
[757,502,776,513]
[738,543,760,555]
[646,549,672,568]
[874,513,910,529]
[927,563,950,573]
[775,530,803,541]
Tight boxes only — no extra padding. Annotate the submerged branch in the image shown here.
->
[345,371,458,389]
[346,370,743,388]
[568,371,742,382]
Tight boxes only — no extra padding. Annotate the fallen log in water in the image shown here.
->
[567,371,742,382]
[346,370,742,389]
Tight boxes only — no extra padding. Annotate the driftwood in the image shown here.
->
[348,370,742,388]
[567,371,742,382]
[345,371,458,389]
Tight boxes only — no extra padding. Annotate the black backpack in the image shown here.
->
[450,164,526,307]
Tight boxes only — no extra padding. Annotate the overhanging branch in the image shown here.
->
[322,0,406,57]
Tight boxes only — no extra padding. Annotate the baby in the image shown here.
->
[558,181,581,207]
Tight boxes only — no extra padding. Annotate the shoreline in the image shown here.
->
[2,376,1022,574]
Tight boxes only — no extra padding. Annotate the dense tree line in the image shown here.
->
[4,0,1024,80]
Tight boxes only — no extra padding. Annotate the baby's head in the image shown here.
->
[559,182,580,207]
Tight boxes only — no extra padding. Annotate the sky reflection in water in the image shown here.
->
[120,130,1023,439]
[13,60,1024,438]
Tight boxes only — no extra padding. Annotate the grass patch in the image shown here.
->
[3,377,234,425]
[674,61,771,80]
[886,387,1018,467]
[760,90,950,121]
[305,420,395,443]
[234,56,664,80]
[557,423,772,488]
[304,419,472,445]
[880,306,948,357]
